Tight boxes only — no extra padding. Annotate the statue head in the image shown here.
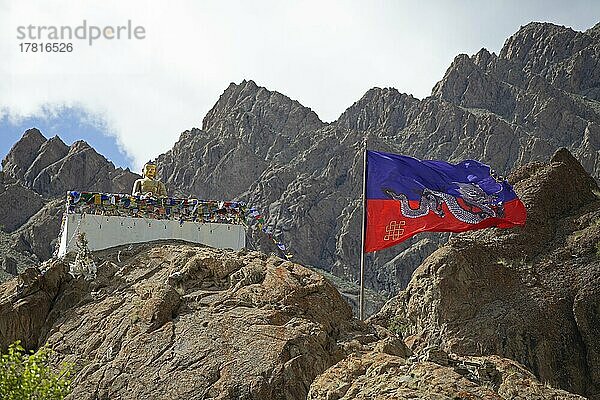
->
[142,161,157,179]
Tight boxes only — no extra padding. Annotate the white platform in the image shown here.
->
[57,213,246,256]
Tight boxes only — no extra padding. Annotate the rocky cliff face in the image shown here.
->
[432,22,600,177]
[156,22,600,301]
[308,350,585,399]
[0,171,44,232]
[371,149,600,398]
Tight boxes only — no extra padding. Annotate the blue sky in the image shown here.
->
[1,0,599,171]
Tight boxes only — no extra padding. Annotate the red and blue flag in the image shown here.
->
[365,150,526,252]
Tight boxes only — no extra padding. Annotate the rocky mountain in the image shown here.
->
[0,128,139,278]
[155,22,600,302]
[1,19,598,400]
[0,239,587,399]
[432,22,600,176]
[371,148,600,398]
[2,22,599,308]
[2,128,138,197]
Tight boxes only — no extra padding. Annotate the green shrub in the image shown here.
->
[0,341,73,400]
[388,315,409,337]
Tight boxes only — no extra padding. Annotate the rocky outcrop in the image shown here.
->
[2,242,588,399]
[0,230,38,282]
[12,199,64,261]
[371,149,600,398]
[309,349,584,399]
[0,243,376,400]
[2,257,17,275]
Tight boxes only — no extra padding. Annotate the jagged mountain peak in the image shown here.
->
[474,47,492,59]
[430,51,499,109]
[21,127,46,143]
[158,81,328,200]
[69,139,95,153]
[202,80,324,135]
[499,21,592,67]
[586,21,600,38]
[472,47,497,69]
[344,86,416,111]
[336,87,418,133]
[1,128,47,179]
[519,21,573,31]
[431,19,600,153]
[45,135,67,147]
[507,21,578,42]
[2,129,138,197]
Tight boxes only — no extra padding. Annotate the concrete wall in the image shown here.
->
[58,213,246,256]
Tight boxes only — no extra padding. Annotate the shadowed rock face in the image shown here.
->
[371,149,600,399]
[0,243,377,400]
[11,199,64,261]
[0,172,44,232]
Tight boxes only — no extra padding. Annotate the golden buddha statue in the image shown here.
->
[132,161,167,197]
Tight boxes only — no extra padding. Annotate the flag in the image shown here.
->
[365,150,526,252]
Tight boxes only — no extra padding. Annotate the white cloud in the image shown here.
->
[1,0,598,170]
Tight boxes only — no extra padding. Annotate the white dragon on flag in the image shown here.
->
[383,183,504,225]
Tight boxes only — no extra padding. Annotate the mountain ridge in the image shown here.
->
[0,20,599,399]
[2,21,599,303]
[156,20,600,297]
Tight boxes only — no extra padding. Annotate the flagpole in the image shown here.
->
[359,138,367,321]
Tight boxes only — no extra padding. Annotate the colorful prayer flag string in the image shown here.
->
[64,191,294,260]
